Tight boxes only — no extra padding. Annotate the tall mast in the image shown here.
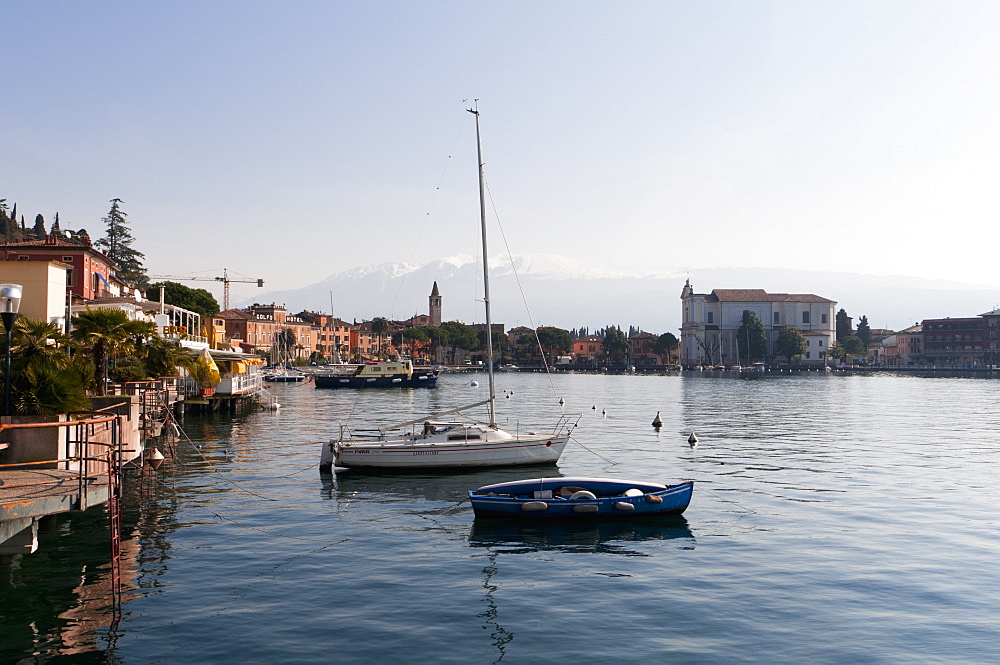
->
[468,104,496,427]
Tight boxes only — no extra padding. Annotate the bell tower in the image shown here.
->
[429,282,442,327]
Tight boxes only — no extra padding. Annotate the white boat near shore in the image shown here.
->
[319,106,579,472]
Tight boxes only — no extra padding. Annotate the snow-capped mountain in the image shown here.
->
[241,254,1000,334]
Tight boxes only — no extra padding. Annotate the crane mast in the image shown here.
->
[148,268,264,310]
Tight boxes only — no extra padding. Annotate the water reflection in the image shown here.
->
[320,466,562,505]
[468,515,695,555]
[477,551,514,664]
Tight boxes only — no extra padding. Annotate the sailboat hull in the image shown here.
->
[321,436,568,471]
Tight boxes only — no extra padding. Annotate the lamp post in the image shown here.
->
[1,283,23,418]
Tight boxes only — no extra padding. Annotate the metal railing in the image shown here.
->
[0,412,124,511]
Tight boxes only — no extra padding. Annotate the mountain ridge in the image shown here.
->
[241,254,1000,333]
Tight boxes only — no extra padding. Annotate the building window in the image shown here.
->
[821,314,828,324]
[66,269,76,286]
[806,352,811,359]
[773,312,779,325]
[62,256,74,262]
[819,339,823,347]
[802,311,810,324]
[707,312,714,324]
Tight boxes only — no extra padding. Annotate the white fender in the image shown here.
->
[568,490,597,500]
[623,488,644,497]
[645,494,664,504]
[614,501,636,511]
[521,501,549,512]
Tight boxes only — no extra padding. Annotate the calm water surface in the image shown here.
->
[2,372,999,663]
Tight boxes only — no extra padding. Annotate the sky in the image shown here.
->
[4,1,1000,310]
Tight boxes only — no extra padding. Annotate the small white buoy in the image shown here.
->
[688,431,699,446]
[652,411,662,428]
[147,448,165,470]
[470,380,479,387]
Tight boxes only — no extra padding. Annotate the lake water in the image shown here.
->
[2,372,999,663]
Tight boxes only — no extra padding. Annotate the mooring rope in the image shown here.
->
[151,478,353,543]
[568,435,619,465]
[699,485,757,514]
[167,418,283,502]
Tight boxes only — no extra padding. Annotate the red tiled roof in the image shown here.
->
[707,289,834,304]
[217,309,251,320]
[2,237,85,248]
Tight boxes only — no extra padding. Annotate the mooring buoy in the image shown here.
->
[147,448,165,470]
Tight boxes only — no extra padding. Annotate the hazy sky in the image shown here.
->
[5,1,999,307]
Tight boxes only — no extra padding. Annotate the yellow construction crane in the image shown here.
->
[149,268,264,310]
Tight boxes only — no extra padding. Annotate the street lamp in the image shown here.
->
[1,283,23,417]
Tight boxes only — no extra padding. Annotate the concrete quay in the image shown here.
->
[0,382,175,555]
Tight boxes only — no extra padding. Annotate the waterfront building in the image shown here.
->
[920,315,997,368]
[680,280,836,368]
[981,309,1000,366]
[295,311,352,361]
[218,303,315,361]
[0,259,70,325]
[507,326,534,347]
[1,233,124,301]
[879,325,923,366]
[628,331,661,366]
[572,334,603,362]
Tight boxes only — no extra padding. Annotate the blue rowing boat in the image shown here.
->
[468,477,694,518]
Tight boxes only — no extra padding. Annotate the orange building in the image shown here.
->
[573,335,603,360]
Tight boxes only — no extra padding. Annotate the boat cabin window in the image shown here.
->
[448,433,482,441]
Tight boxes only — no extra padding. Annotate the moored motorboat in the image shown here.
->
[264,366,306,382]
[314,359,439,388]
[468,477,693,518]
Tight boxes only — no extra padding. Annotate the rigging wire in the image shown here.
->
[482,179,617,466]
[388,112,469,320]
[483,180,560,397]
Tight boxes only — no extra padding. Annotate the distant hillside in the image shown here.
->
[243,254,1000,334]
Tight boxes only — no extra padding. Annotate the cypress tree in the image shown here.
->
[33,214,46,239]
[94,198,146,287]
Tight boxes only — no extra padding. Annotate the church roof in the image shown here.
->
[707,289,834,304]
[430,281,440,297]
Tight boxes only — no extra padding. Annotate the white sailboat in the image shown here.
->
[319,107,579,472]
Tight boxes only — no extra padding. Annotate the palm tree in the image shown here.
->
[370,317,389,359]
[5,317,92,415]
[71,308,156,395]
